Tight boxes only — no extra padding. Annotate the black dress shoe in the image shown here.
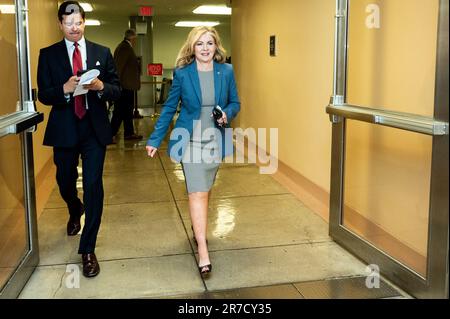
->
[67,204,84,236]
[82,253,100,278]
[124,133,143,140]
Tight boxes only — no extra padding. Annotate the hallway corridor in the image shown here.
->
[19,117,406,299]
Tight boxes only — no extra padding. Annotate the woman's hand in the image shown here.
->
[217,112,228,127]
[146,146,158,158]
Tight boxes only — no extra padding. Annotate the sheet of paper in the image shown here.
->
[73,69,100,97]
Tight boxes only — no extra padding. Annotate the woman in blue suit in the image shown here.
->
[146,26,240,277]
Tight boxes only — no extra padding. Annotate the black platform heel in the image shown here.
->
[191,225,208,246]
[198,264,212,278]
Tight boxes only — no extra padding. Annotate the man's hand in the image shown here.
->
[83,78,104,91]
[63,75,79,94]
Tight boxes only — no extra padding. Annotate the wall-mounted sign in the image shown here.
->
[147,63,163,76]
[136,21,147,34]
[139,6,153,16]
[270,35,276,57]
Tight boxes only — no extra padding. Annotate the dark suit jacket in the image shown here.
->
[113,40,141,90]
[37,39,121,147]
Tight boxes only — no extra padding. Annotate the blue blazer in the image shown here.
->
[147,60,240,162]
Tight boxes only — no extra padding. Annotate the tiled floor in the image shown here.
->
[19,115,406,299]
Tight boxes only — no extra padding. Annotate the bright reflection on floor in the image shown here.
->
[78,214,85,235]
[212,199,236,238]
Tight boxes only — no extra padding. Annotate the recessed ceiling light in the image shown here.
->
[175,21,220,28]
[85,19,101,26]
[0,4,15,14]
[193,5,231,15]
[80,3,93,12]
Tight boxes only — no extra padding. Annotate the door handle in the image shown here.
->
[0,112,44,137]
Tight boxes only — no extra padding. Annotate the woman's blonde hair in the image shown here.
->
[175,26,227,68]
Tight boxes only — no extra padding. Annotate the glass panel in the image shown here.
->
[343,120,432,278]
[0,133,28,290]
[347,0,439,117]
[0,0,20,116]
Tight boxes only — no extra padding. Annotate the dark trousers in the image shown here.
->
[53,116,106,254]
[110,88,135,137]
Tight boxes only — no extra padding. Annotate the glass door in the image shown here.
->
[327,0,448,298]
[0,0,43,298]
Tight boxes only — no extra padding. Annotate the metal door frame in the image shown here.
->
[0,0,43,298]
[327,0,449,298]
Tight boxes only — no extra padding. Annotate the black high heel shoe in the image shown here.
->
[191,226,208,246]
[198,264,212,278]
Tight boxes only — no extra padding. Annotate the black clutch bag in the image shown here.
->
[212,105,225,127]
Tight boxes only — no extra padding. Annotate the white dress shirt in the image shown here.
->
[63,36,97,108]
[64,36,87,71]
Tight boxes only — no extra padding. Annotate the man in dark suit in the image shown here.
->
[111,29,142,141]
[37,1,120,278]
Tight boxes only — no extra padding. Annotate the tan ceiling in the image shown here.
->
[85,0,232,24]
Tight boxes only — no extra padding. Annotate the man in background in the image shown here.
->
[111,29,142,141]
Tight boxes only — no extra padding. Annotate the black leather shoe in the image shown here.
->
[82,253,100,278]
[124,133,143,140]
[67,204,84,236]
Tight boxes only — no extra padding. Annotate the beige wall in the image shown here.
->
[85,22,128,53]
[232,0,335,190]
[232,0,438,258]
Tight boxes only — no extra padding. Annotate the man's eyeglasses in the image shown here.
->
[62,21,84,28]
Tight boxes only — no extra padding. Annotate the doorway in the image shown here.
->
[0,0,43,298]
[327,0,448,298]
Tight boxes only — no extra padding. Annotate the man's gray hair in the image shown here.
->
[124,29,137,40]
